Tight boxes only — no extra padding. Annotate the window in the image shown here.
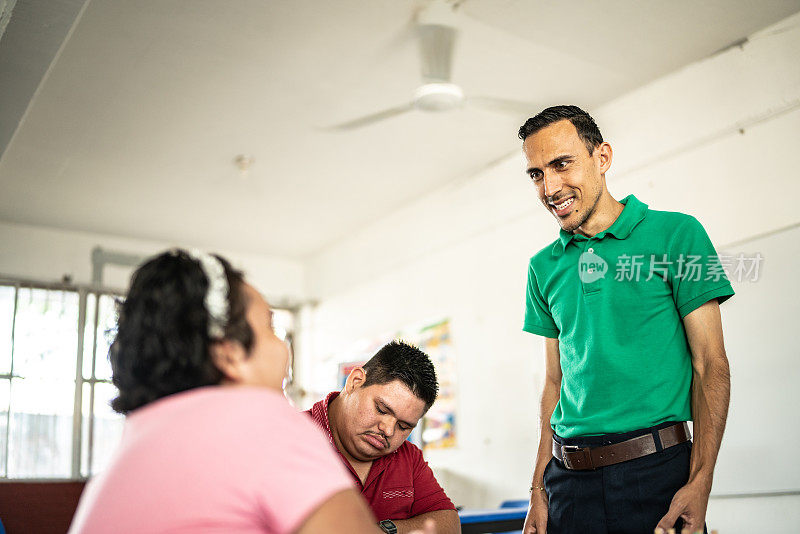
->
[0,279,296,479]
[80,292,125,478]
[272,308,295,385]
[0,282,124,479]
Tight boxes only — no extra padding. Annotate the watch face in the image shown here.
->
[379,519,397,534]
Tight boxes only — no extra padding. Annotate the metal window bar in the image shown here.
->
[71,288,87,478]
[83,290,121,478]
[3,283,19,477]
[86,290,101,476]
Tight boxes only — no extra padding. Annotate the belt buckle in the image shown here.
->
[562,445,594,470]
[561,445,583,469]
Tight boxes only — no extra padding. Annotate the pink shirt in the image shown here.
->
[70,387,354,534]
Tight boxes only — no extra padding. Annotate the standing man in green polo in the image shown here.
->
[518,105,734,534]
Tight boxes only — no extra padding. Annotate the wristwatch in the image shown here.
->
[378,519,398,534]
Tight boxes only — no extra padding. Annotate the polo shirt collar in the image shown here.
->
[552,194,648,256]
[310,390,339,446]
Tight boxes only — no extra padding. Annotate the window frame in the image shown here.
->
[0,276,124,480]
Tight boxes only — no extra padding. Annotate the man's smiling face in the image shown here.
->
[523,119,605,233]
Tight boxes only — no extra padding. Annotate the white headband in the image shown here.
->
[186,249,229,339]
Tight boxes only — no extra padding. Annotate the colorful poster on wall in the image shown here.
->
[414,319,457,451]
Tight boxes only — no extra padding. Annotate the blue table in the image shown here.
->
[458,506,527,533]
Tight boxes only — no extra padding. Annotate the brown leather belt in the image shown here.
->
[552,422,690,471]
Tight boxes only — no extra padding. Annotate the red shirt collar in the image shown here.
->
[309,391,339,446]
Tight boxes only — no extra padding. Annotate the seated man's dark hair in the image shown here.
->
[110,250,253,414]
[362,340,439,412]
[518,104,603,155]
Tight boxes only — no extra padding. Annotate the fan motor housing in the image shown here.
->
[413,82,464,112]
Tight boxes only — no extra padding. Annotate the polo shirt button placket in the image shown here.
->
[581,241,604,295]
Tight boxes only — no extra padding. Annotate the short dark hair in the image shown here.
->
[110,250,254,414]
[518,105,603,155]
[362,341,439,412]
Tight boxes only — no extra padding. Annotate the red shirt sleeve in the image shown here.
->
[408,445,456,515]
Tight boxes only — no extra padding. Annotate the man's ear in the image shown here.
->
[210,339,247,383]
[344,367,367,394]
[596,142,612,175]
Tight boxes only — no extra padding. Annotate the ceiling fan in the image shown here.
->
[326,0,537,131]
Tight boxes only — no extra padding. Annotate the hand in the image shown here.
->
[409,518,436,534]
[654,480,710,534]
[522,488,549,534]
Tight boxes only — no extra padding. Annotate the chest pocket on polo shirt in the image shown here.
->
[382,487,414,500]
[381,487,415,517]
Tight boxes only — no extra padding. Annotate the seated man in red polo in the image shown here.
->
[306,341,460,534]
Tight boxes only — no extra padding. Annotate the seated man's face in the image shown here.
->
[340,379,427,462]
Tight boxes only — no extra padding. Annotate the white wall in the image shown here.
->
[0,220,307,303]
[302,11,800,528]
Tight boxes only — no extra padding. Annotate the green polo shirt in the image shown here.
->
[524,195,734,437]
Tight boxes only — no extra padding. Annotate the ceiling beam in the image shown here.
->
[0,0,88,161]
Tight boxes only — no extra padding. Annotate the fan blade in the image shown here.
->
[468,96,539,117]
[418,23,457,83]
[323,103,415,131]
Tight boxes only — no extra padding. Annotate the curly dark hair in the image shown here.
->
[110,250,254,414]
[518,104,603,155]
[362,340,439,412]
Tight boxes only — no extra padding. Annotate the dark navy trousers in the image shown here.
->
[544,421,705,534]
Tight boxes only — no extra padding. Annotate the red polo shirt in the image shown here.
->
[305,392,455,521]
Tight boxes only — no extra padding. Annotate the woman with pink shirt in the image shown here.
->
[69,249,429,534]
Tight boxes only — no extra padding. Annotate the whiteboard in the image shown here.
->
[711,223,800,495]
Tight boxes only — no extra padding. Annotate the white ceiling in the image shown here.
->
[1,0,798,259]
